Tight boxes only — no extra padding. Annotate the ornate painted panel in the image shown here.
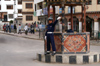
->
[63,34,87,53]
[44,32,90,54]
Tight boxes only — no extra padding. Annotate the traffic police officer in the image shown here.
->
[45,16,61,56]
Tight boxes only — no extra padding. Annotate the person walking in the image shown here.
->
[14,24,17,34]
[18,24,22,34]
[6,24,8,33]
[3,24,6,32]
[8,24,11,33]
[30,23,35,34]
[28,24,31,33]
[45,16,61,56]
[24,23,28,35]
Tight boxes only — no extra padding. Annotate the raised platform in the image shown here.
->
[45,32,90,54]
[37,52,100,64]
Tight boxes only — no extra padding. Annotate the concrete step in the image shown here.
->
[37,52,100,64]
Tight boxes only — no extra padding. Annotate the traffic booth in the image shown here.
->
[37,0,100,64]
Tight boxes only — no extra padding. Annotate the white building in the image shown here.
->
[0,0,22,23]
[34,0,44,17]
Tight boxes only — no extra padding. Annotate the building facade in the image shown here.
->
[22,0,38,25]
[0,0,22,23]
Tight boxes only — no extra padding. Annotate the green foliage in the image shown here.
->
[9,20,13,24]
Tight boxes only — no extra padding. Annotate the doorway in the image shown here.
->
[4,15,7,21]
[86,16,93,37]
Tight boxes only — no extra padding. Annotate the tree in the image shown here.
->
[9,20,13,24]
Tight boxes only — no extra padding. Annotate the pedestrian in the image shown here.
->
[18,24,22,34]
[24,23,28,35]
[14,24,17,34]
[3,24,6,32]
[8,24,11,33]
[6,24,8,33]
[30,23,35,34]
[27,24,30,33]
[45,16,61,56]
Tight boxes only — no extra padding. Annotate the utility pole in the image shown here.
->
[14,0,19,33]
[14,0,17,24]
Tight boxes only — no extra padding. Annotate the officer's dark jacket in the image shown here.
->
[67,29,74,33]
[45,20,58,36]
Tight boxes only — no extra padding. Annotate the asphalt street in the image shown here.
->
[0,34,100,66]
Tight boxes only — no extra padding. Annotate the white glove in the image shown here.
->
[57,17,61,20]
[45,36,47,40]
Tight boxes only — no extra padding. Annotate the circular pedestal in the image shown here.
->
[37,52,100,64]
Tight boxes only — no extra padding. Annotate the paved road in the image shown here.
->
[0,34,100,66]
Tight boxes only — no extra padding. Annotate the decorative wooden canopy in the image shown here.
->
[45,0,88,32]
[45,0,89,4]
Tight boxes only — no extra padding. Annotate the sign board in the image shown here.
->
[59,8,62,14]
[39,25,45,29]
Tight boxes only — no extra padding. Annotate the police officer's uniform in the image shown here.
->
[45,17,58,53]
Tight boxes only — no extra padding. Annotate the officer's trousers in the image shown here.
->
[47,34,56,51]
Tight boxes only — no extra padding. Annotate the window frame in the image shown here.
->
[18,0,22,4]
[26,3,33,9]
[18,9,22,13]
[9,14,13,19]
[26,16,33,21]
[86,0,92,5]
[7,5,13,9]
[35,4,36,11]
[97,0,100,4]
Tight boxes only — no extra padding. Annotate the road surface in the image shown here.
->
[0,34,100,66]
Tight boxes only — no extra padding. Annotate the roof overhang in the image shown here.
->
[44,0,90,5]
